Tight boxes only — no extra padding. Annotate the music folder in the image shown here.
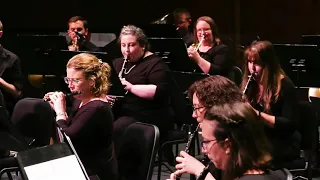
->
[17,142,89,180]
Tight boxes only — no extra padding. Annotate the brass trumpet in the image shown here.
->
[191,36,205,51]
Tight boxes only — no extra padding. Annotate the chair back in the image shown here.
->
[228,66,243,86]
[117,122,160,180]
[298,101,318,151]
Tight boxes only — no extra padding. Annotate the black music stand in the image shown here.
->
[148,38,199,72]
[273,44,320,88]
[58,50,126,97]
[13,34,68,95]
[302,35,320,47]
[139,24,178,38]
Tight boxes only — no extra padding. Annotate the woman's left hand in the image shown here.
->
[48,91,66,114]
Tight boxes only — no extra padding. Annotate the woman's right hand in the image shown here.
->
[174,151,206,177]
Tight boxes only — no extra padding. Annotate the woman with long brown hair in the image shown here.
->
[240,40,301,169]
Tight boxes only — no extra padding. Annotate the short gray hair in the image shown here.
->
[118,25,150,51]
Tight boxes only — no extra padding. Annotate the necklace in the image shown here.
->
[123,64,136,75]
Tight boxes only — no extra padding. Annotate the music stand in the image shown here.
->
[12,34,68,95]
[58,50,126,97]
[273,44,320,88]
[139,24,178,38]
[148,38,199,72]
[301,35,320,47]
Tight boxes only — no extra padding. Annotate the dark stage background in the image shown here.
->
[0,0,319,99]
[1,0,319,42]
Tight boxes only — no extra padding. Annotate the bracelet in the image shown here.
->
[56,112,67,120]
[56,112,67,116]
[258,110,261,117]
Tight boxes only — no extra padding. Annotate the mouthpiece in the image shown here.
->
[44,91,81,101]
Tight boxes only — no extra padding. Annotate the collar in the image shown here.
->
[0,44,4,58]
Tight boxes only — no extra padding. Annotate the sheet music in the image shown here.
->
[24,155,87,180]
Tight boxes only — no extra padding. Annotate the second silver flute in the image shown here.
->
[243,74,254,95]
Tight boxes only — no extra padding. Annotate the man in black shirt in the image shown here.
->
[173,8,194,47]
[67,16,99,52]
[0,20,23,116]
[0,20,23,158]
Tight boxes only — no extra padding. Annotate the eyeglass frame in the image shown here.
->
[192,105,205,113]
[64,77,83,85]
[201,139,217,150]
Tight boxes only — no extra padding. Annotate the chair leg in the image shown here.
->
[175,144,179,157]
[157,150,162,180]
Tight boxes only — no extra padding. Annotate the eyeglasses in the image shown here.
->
[64,77,82,85]
[201,139,217,150]
[192,106,205,113]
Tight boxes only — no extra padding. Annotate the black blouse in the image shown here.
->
[198,43,232,76]
[57,100,118,179]
[113,54,173,123]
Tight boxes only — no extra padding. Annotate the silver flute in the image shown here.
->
[243,74,254,95]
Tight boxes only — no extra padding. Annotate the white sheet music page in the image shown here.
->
[23,155,87,180]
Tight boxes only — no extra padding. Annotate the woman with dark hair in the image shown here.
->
[168,102,288,180]
[187,16,232,76]
[240,40,300,168]
[187,75,244,123]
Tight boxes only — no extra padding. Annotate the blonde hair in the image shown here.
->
[67,53,111,97]
[0,21,3,32]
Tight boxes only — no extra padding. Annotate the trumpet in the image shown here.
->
[191,36,205,51]
[243,74,254,95]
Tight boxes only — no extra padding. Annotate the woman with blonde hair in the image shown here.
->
[13,53,118,180]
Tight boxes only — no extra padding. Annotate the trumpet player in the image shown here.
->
[240,40,300,169]
[67,16,99,52]
[187,16,232,76]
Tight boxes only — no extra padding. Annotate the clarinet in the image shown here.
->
[185,124,200,153]
[196,161,212,180]
[118,56,129,95]
[176,124,200,180]
[243,74,254,95]
[118,56,127,79]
